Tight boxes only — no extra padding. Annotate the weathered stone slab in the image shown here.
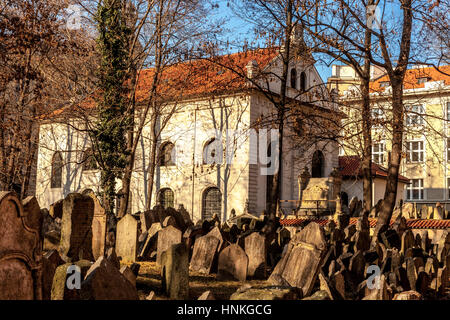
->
[190,235,220,274]
[120,265,137,288]
[217,244,249,281]
[59,193,95,261]
[49,199,63,219]
[156,225,182,265]
[393,290,422,300]
[198,290,215,300]
[42,250,65,300]
[230,285,299,300]
[83,190,106,261]
[116,214,139,263]
[245,232,266,278]
[0,191,42,300]
[161,243,189,299]
[80,256,138,300]
[269,222,327,297]
[51,260,92,300]
[401,229,415,255]
[138,222,162,260]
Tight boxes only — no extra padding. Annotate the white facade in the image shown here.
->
[36,52,340,222]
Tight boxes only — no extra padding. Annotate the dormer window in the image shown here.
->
[417,77,430,84]
[290,68,297,89]
[380,81,390,88]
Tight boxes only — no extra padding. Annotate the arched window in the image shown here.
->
[203,138,222,165]
[158,188,174,209]
[51,152,63,189]
[300,71,307,91]
[290,68,297,89]
[159,142,175,166]
[82,147,97,171]
[311,150,325,178]
[202,187,221,220]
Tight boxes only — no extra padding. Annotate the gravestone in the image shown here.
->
[268,222,327,297]
[161,243,189,299]
[156,225,182,266]
[80,256,139,300]
[162,215,177,228]
[245,232,266,278]
[217,244,249,281]
[83,190,106,261]
[401,230,415,255]
[190,235,220,274]
[0,191,42,300]
[51,260,92,300]
[116,214,139,263]
[59,193,95,261]
[42,250,65,300]
[140,210,154,233]
[138,222,162,260]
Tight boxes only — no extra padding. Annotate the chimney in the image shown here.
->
[246,60,258,79]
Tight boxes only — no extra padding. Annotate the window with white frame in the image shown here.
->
[406,105,425,126]
[371,108,384,127]
[406,179,424,200]
[405,140,424,162]
[372,142,385,164]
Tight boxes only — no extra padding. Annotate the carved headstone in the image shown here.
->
[161,243,189,299]
[268,222,327,297]
[156,225,182,265]
[83,190,106,261]
[0,192,43,300]
[42,250,65,300]
[116,214,139,263]
[59,193,95,261]
[190,235,220,274]
[245,232,266,278]
[217,244,249,281]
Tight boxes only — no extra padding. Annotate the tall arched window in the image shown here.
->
[311,150,325,178]
[266,143,274,211]
[202,187,221,220]
[51,152,63,189]
[82,147,97,171]
[290,68,297,89]
[159,142,175,166]
[158,188,174,209]
[203,138,222,165]
[300,71,307,91]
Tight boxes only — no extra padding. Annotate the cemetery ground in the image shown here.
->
[131,261,267,300]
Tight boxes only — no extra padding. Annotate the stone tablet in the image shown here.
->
[268,222,327,297]
[245,232,266,278]
[116,214,139,263]
[138,222,162,260]
[161,243,189,299]
[59,193,95,261]
[83,190,106,261]
[217,244,249,281]
[190,235,220,274]
[42,250,65,300]
[0,191,42,300]
[156,225,182,265]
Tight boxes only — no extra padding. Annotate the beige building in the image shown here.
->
[36,46,340,222]
[331,64,450,210]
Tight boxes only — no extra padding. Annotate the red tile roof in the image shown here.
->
[339,155,409,183]
[280,217,450,229]
[43,48,280,119]
[370,65,450,92]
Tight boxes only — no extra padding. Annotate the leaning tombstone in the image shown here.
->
[268,222,327,297]
[116,214,139,263]
[189,235,220,274]
[42,250,65,300]
[0,192,43,300]
[51,260,92,300]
